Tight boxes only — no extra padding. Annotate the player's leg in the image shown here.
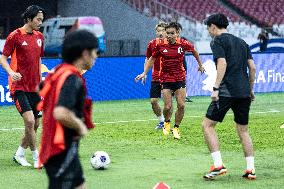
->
[162,86,173,135]
[202,97,231,179]
[172,86,186,139]
[232,98,256,179]
[150,82,164,129]
[29,92,43,168]
[13,91,33,166]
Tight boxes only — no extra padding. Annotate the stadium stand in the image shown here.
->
[225,0,284,26]
[122,0,267,41]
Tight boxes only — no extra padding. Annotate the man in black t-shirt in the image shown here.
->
[39,30,99,189]
[202,14,257,180]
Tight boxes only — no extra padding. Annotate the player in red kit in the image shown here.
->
[136,22,205,139]
[0,5,45,168]
[142,22,167,130]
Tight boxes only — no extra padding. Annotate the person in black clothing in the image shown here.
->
[39,30,99,189]
[202,14,257,180]
[258,28,269,52]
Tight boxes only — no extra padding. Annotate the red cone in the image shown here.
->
[152,182,171,189]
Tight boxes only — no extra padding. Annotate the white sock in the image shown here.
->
[211,151,223,168]
[245,156,255,170]
[32,150,39,161]
[158,115,165,123]
[15,146,26,156]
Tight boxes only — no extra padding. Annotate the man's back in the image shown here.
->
[211,33,252,98]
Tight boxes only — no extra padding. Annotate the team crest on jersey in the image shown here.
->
[37,39,42,47]
[178,47,183,54]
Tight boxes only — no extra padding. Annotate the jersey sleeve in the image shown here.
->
[182,39,195,52]
[151,43,161,58]
[145,41,153,59]
[210,38,225,62]
[57,75,83,110]
[2,32,16,57]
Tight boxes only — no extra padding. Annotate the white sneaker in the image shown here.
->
[13,154,32,167]
[33,160,44,169]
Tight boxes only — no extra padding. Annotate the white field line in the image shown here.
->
[0,110,282,132]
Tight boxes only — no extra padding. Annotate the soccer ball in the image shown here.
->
[90,151,111,170]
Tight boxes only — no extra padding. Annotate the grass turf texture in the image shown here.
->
[0,93,284,188]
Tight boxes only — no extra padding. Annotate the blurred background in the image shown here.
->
[0,0,284,56]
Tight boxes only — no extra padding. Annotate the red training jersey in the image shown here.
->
[3,28,44,95]
[146,38,162,82]
[152,38,194,83]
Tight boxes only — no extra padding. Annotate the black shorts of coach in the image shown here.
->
[13,90,41,118]
[45,153,85,189]
[150,81,162,98]
[206,96,251,125]
[161,81,186,92]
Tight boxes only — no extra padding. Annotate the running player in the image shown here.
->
[136,22,205,139]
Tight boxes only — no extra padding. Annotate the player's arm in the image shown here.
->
[141,58,148,85]
[135,56,156,82]
[183,39,205,73]
[210,38,227,101]
[53,75,88,137]
[248,59,256,101]
[0,54,22,81]
[192,49,205,73]
[212,58,227,101]
[53,107,88,137]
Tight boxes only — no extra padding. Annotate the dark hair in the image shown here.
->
[62,30,98,63]
[21,5,45,23]
[204,13,229,29]
[155,22,167,30]
[165,22,180,31]
[176,22,182,31]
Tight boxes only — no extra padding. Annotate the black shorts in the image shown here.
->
[161,81,186,92]
[150,81,162,98]
[206,97,251,125]
[13,90,41,118]
[45,153,85,189]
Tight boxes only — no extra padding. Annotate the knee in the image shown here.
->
[177,103,185,110]
[150,98,158,105]
[24,118,35,129]
[202,118,215,130]
[164,104,172,111]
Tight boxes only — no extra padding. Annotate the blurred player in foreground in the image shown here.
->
[38,30,98,188]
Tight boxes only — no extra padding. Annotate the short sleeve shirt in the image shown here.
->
[210,33,253,97]
[3,28,44,94]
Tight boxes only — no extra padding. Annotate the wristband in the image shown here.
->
[213,87,219,91]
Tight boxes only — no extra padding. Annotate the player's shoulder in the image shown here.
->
[6,29,21,40]
[149,38,163,45]
[33,30,44,38]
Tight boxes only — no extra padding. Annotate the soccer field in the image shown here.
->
[0,93,284,189]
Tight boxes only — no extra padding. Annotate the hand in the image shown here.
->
[135,73,146,83]
[9,71,22,82]
[211,90,219,101]
[198,66,205,74]
[77,123,88,137]
[250,91,255,101]
[141,75,147,85]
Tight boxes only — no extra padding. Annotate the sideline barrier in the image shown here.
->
[0,53,283,106]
